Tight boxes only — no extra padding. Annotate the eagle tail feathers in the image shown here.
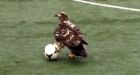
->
[68,44,87,57]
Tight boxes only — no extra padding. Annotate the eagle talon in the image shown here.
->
[68,53,76,59]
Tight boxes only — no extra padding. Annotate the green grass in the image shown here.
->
[0,0,140,75]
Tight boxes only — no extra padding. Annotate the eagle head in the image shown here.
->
[55,12,68,22]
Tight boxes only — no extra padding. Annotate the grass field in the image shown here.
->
[0,0,140,75]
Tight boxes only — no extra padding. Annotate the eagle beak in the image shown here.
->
[54,14,61,17]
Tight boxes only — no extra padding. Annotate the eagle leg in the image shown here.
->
[68,52,76,59]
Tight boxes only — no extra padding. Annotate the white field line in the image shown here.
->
[73,0,140,12]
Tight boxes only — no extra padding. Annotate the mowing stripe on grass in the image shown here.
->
[74,0,140,12]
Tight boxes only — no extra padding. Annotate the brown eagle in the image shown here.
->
[54,12,88,58]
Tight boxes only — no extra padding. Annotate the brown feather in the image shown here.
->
[54,12,88,57]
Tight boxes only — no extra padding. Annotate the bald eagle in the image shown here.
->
[54,12,88,58]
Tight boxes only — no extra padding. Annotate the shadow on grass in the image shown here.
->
[43,55,87,66]
[66,58,87,66]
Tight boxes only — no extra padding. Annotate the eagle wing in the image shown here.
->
[54,21,88,57]
[54,21,88,47]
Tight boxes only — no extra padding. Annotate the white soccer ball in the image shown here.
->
[44,44,60,60]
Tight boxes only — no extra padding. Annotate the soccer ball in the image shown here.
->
[44,43,60,60]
